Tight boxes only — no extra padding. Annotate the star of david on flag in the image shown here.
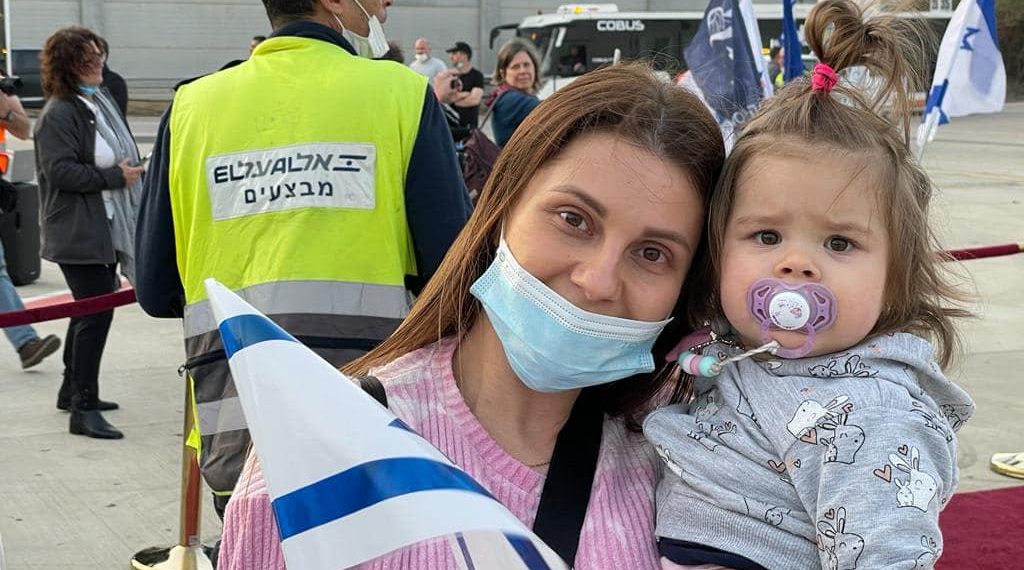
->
[917,0,1005,149]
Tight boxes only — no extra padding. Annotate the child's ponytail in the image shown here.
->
[802,0,930,139]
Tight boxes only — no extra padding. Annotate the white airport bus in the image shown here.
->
[490,3,953,101]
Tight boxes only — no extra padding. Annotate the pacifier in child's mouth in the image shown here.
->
[669,280,837,378]
[748,278,837,358]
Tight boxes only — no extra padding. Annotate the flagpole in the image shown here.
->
[915,110,941,161]
[130,380,214,570]
[916,1,972,161]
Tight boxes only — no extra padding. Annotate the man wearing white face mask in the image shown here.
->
[408,37,447,84]
[133,0,472,564]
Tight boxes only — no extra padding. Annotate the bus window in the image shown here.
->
[558,45,588,76]
[518,26,555,55]
[635,20,693,73]
[518,26,558,77]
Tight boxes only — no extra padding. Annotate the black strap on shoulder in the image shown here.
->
[532,389,604,566]
[357,375,388,407]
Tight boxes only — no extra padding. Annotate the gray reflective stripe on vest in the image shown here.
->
[183,279,411,339]
[196,396,248,435]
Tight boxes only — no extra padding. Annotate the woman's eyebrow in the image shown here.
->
[552,185,608,217]
[645,227,692,252]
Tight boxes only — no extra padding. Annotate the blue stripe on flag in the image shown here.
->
[978,0,999,49]
[219,314,296,358]
[389,417,415,433]
[925,80,951,125]
[504,534,553,570]
[455,533,477,570]
[273,457,497,539]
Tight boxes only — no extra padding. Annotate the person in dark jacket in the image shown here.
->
[97,37,129,117]
[487,39,542,147]
[34,26,144,440]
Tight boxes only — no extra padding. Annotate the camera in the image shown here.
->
[0,76,23,96]
[450,77,462,90]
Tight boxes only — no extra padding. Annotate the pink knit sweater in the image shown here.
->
[218,337,664,569]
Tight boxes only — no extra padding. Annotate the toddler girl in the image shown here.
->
[645,1,975,568]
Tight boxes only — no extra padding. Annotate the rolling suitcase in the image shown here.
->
[0,182,41,286]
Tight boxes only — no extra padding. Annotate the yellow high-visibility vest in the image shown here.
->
[168,36,427,338]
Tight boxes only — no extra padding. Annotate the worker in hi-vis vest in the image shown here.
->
[133,0,472,536]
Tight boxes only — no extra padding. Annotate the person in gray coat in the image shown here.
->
[33,26,144,440]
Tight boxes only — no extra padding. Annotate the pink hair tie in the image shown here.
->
[811,63,838,93]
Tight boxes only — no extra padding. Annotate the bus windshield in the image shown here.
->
[518,26,558,77]
[518,19,694,79]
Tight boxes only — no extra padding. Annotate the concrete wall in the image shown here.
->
[6,0,735,98]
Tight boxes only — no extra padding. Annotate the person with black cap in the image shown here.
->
[444,41,484,142]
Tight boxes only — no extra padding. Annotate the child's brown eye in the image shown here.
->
[827,237,852,252]
[756,231,780,246]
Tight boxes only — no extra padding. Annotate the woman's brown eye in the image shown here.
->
[642,247,663,262]
[560,212,584,228]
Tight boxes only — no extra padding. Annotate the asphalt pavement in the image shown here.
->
[0,104,1021,569]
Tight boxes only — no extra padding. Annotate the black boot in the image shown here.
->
[57,396,119,412]
[56,373,73,409]
[69,407,124,439]
[57,373,118,411]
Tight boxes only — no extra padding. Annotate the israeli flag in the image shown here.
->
[205,279,566,570]
[917,0,1005,149]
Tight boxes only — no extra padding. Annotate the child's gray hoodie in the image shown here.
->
[644,332,974,570]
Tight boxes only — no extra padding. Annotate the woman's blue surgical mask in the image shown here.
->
[78,83,99,96]
[470,235,672,392]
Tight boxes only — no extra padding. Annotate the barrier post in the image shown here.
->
[130,379,213,570]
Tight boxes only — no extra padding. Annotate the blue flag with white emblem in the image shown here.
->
[205,279,567,570]
[684,0,767,149]
[917,0,1005,149]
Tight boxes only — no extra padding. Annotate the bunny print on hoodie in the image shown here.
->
[646,333,973,569]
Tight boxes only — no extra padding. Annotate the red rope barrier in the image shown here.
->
[0,241,1016,329]
[0,287,137,328]
[944,243,1024,261]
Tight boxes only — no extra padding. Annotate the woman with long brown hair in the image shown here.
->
[219,62,725,569]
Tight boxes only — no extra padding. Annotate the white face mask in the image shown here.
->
[414,53,428,63]
[332,0,389,59]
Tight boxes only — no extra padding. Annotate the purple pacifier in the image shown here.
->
[748,278,837,358]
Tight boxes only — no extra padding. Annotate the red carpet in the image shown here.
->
[937,484,1024,569]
